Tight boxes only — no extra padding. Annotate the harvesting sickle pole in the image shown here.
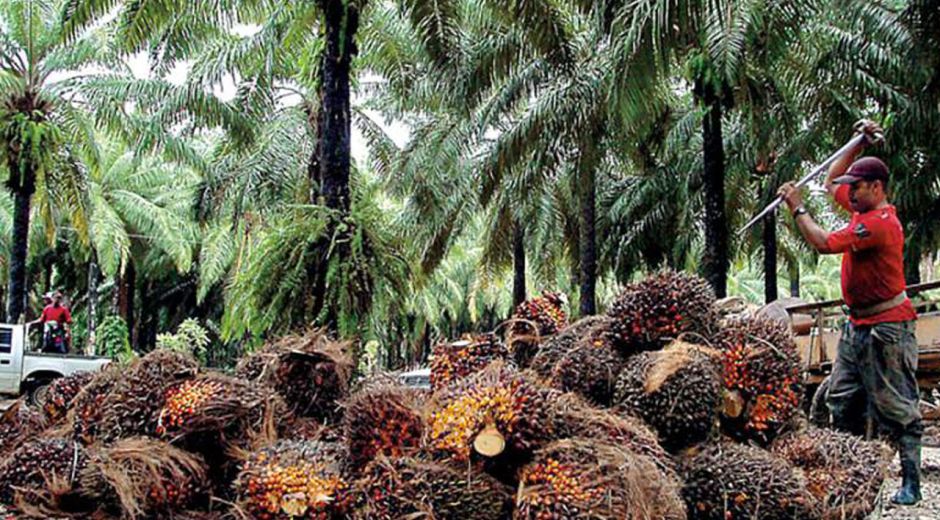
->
[739,120,884,234]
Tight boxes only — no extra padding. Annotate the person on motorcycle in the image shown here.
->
[35,291,72,353]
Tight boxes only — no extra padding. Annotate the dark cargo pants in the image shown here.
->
[827,320,923,440]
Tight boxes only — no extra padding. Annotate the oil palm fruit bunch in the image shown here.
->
[427,363,553,471]
[342,384,424,473]
[155,373,283,438]
[68,363,123,445]
[41,372,94,423]
[235,328,353,422]
[680,441,817,520]
[713,316,803,443]
[530,316,613,378]
[515,439,686,520]
[607,270,718,354]
[550,331,623,406]
[0,401,46,459]
[352,456,512,519]
[509,291,569,367]
[548,393,671,470]
[613,341,722,452]
[98,349,199,442]
[79,438,209,518]
[771,425,891,519]
[0,438,88,504]
[429,333,510,390]
[235,440,352,520]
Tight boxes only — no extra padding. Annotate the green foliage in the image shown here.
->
[156,318,210,365]
[97,315,132,360]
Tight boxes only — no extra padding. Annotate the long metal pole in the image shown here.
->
[739,132,873,234]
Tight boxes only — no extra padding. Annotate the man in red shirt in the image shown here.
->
[34,291,72,353]
[778,121,921,505]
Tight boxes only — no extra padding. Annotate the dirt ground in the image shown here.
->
[874,446,940,519]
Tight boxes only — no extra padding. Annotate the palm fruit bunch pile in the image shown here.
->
[351,456,512,519]
[78,438,209,518]
[680,441,817,520]
[342,384,424,473]
[713,315,803,442]
[236,328,353,422]
[613,341,722,452]
[98,349,199,443]
[427,363,553,471]
[515,439,685,520]
[235,440,353,520]
[771,426,891,519]
[68,363,123,445]
[155,373,283,439]
[508,291,568,367]
[0,402,46,459]
[549,328,623,406]
[530,316,612,378]
[0,438,87,505]
[41,371,94,424]
[607,269,718,354]
[429,332,509,390]
[548,393,671,469]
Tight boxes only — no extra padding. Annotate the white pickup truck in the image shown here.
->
[0,323,111,403]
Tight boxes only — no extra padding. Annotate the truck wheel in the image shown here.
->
[809,375,832,427]
[27,381,53,408]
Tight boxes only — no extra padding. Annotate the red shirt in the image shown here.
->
[826,185,916,325]
[41,304,72,325]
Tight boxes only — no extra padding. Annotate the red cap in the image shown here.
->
[833,157,889,185]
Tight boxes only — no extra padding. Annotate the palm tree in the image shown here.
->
[0,0,137,322]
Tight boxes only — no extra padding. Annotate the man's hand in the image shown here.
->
[854,119,884,146]
[777,182,803,212]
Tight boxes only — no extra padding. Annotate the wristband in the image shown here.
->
[792,206,808,218]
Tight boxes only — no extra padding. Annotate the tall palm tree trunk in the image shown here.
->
[318,0,359,213]
[763,214,777,303]
[513,220,526,307]
[578,163,597,316]
[86,257,99,354]
[789,262,800,298]
[700,95,729,298]
[118,261,136,347]
[6,186,33,323]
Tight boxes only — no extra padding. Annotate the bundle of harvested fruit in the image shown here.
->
[530,316,612,378]
[0,438,87,505]
[613,341,722,452]
[550,331,623,406]
[508,291,568,367]
[427,363,553,475]
[234,440,353,520]
[0,401,46,458]
[342,384,424,473]
[771,425,891,519]
[713,315,803,443]
[680,441,817,520]
[236,328,353,423]
[352,456,512,519]
[41,372,94,424]
[97,349,199,442]
[515,439,685,520]
[429,332,509,390]
[607,270,718,354]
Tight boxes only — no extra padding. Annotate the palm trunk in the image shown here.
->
[6,187,33,323]
[789,262,800,298]
[578,162,597,316]
[318,0,359,213]
[763,213,778,304]
[86,257,99,355]
[512,220,526,307]
[118,261,136,347]
[699,88,729,298]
